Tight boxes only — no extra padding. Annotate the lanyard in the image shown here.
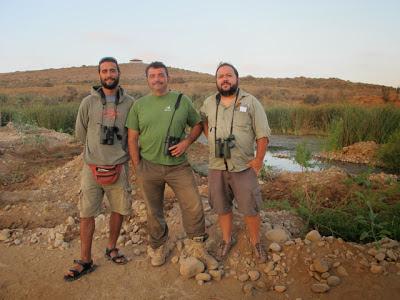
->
[214,88,240,142]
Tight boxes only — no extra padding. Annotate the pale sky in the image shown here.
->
[1,0,399,87]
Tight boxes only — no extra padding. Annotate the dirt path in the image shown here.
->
[1,234,400,300]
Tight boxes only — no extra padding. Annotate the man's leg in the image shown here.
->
[107,211,124,250]
[80,217,95,262]
[219,211,233,243]
[65,217,95,277]
[167,163,218,269]
[244,214,261,245]
[166,163,205,239]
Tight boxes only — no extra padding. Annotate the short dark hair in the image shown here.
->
[98,57,120,72]
[215,62,239,78]
[145,61,169,77]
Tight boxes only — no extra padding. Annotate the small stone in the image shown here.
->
[125,240,133,246]
[368,248,378,256]
[131,234,141,244]
[0,229,11,241]
[269,242,282,252]
[209,269,223,281]
[256,281,266,289]
[197,280,204,286]
[375,252,386,262]
[133,248,141,256]
[267,270,278,276]
[55,233,64,241]
[305,230,321,242]
[171,256,179,264]
[4,205,11,211]
[176,240,184,252]
[336,266,348,276]
[238,274,250,282]
[117,235,125,245]
[317,241,326,247]
[243,283,254,294]
[370,265,384,274]
[265,228,289,243]
[195,273,211,281]
[132,225,139,233]
[274,285,287,293]
[285,240,295,246]
[272,253,281,262]
[313,258,330,273]
[264,261,275,273]
[333,261,341,268]
[248,270,260,281]
[321,272,330,279]
[14,239,21,245]
[386,250,397,261]
[311,283,330,293]
[327,276,341,287]
[65,216,75,226]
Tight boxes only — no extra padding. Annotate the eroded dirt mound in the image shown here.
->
[317,141,381,165]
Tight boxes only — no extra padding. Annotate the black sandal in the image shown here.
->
[64,259,96,282]
[105,248,128,265]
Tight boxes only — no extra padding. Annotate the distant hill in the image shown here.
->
[0,63,399,108]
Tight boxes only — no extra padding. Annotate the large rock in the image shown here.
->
[305,230,321,242]
[265,228,289,243]
[179,257,205,278]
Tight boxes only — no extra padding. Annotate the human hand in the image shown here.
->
[169,139,190,157]
[247,158,264,175]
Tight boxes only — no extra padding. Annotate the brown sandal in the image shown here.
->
[105,248,128,265]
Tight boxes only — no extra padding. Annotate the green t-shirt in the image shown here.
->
[126,91,201,165]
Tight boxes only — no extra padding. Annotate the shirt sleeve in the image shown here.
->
[199,99,208,122]
[125,101,140,131]
[252,97,271,140]
[75,98,89,144]
[185,95,201,127]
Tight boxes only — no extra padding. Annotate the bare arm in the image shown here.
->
[247,137,269,175]
[202,120,209,138]
[170,122,203,157]
[127,128,140,169]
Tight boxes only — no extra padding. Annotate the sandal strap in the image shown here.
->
[73,259,93,268]
[105,247,119,256]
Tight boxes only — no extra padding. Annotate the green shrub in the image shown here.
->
[294,142,313,171]
[378,129,400,171]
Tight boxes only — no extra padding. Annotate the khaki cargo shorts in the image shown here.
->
[208,168,262,216]
[78,163,132,218]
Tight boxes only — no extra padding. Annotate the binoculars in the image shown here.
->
[215,134,235,159]
[164,136,181,156]
[100,125,122,145]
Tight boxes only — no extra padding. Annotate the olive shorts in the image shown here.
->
[78,163,132,218]
[208,168,262,216]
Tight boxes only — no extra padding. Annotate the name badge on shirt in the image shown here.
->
[239,106,247,112]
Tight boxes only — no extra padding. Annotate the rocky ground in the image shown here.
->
[1,125,400,299]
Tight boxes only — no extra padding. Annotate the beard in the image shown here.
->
[217,81,238,97]
[101,76,120,90]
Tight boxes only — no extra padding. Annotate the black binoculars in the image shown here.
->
[164,136,181,156]
[215,134,235,159]
[100,125,122,145]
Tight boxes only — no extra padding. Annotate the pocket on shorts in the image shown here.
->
[251,185,262,212]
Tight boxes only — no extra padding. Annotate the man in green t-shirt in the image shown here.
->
[126,61,217,269]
